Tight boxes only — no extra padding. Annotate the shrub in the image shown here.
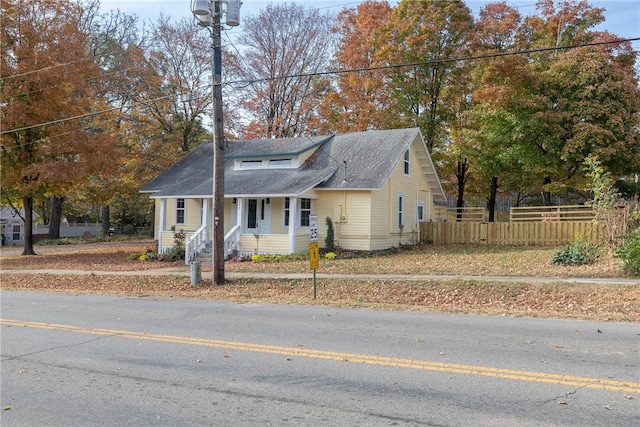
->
[585,155,639,248]
[325,217,335,253]
[128,249,160,262]
[551,235,602,266]
[616,227,640,276]
[165,246,185,261]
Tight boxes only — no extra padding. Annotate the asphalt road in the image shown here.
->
[1,291,639,426]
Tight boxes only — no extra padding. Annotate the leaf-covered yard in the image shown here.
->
[1,241,638,322]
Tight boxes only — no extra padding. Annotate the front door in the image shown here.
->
[245,198,271,234]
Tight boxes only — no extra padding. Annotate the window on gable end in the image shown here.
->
[398,194,404,228]
[403,149,410,176]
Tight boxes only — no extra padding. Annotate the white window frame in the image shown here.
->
[403,149,410,176]
[239,160,263,169]
[398,194,404,229]
[283,197,312,227]
[12,224,21,241]
[300,198,311,227]
[417,202,425,223]
[176,198,186,225]
[283,197,290,227]
[269,158,293,167]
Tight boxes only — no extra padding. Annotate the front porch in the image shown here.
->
[154,195,313,265]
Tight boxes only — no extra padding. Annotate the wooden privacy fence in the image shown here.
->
[510,205,595,222]
[420,221,601,246]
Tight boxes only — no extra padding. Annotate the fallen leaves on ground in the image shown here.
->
[1,273,638,322]
[1,241,638,322]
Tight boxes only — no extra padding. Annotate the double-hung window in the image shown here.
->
[403,150,410,175]
[284,198,290,227]
[300,198,311,227]
[417,202,425,223]
[398,195,404,228]
[283,197,311,227]
[176,198,185,224]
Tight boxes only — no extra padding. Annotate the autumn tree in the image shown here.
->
[232,3,335,138]
[314,0,394,133]
[146,15,213,153]
[81,4,154,233]
[445,1,536,213]
[516,0,640,203]
[375,0,474,154]
[451,0,639,211]
[1,0,116,254]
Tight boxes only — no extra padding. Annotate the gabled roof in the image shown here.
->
[140,128,446,203]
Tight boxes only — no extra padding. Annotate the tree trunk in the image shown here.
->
[22,195,37,255]
[101,205,110,236]
[487,176,498,223]
[47,195,66,239]
[542,176,552,206]
[456,159,468,221]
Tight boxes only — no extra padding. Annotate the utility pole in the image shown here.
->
[191,0,241,285]
[211,1,225,285]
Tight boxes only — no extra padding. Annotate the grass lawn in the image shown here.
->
[1,241,638,322]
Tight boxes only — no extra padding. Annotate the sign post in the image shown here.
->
[309,215,319,299]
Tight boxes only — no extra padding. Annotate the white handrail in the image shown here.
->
[224,224,241,258]
[185,223,208,265]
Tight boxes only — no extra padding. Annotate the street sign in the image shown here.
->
[309,215,318,242]
[309,242,319,270]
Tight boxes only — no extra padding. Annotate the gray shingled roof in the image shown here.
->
[140,128,446,202]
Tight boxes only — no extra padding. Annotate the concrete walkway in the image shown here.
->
[2,267,638,285]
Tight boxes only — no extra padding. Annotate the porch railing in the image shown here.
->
[224,224,241,259]
[185,223,208,265]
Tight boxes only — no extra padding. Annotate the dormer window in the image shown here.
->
[269,158,292,167]
[236,158,295,170]
[240,160,263,169]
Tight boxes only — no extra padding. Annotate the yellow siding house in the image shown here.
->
[140,128,447,263]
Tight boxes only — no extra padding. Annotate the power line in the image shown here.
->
[2,37,637,135]
[227,37,639,86]
[0,95,171,135]
[0,52,110,82]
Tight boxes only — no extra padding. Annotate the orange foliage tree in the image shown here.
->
[1,0,116,254]
[313,0,394,134]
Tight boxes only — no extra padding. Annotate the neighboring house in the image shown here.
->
[140,128,448,262]
[0,206,28,246]
[0,207,100,246]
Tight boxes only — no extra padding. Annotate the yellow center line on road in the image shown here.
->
[3,318,639,394]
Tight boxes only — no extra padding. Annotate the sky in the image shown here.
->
[98,0,639,51]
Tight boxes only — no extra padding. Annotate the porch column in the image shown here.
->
[288,196,297,253]
[158,199,166,252]
[236,198,243,229]
[201,198,208,227]
[236,197,245,254]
